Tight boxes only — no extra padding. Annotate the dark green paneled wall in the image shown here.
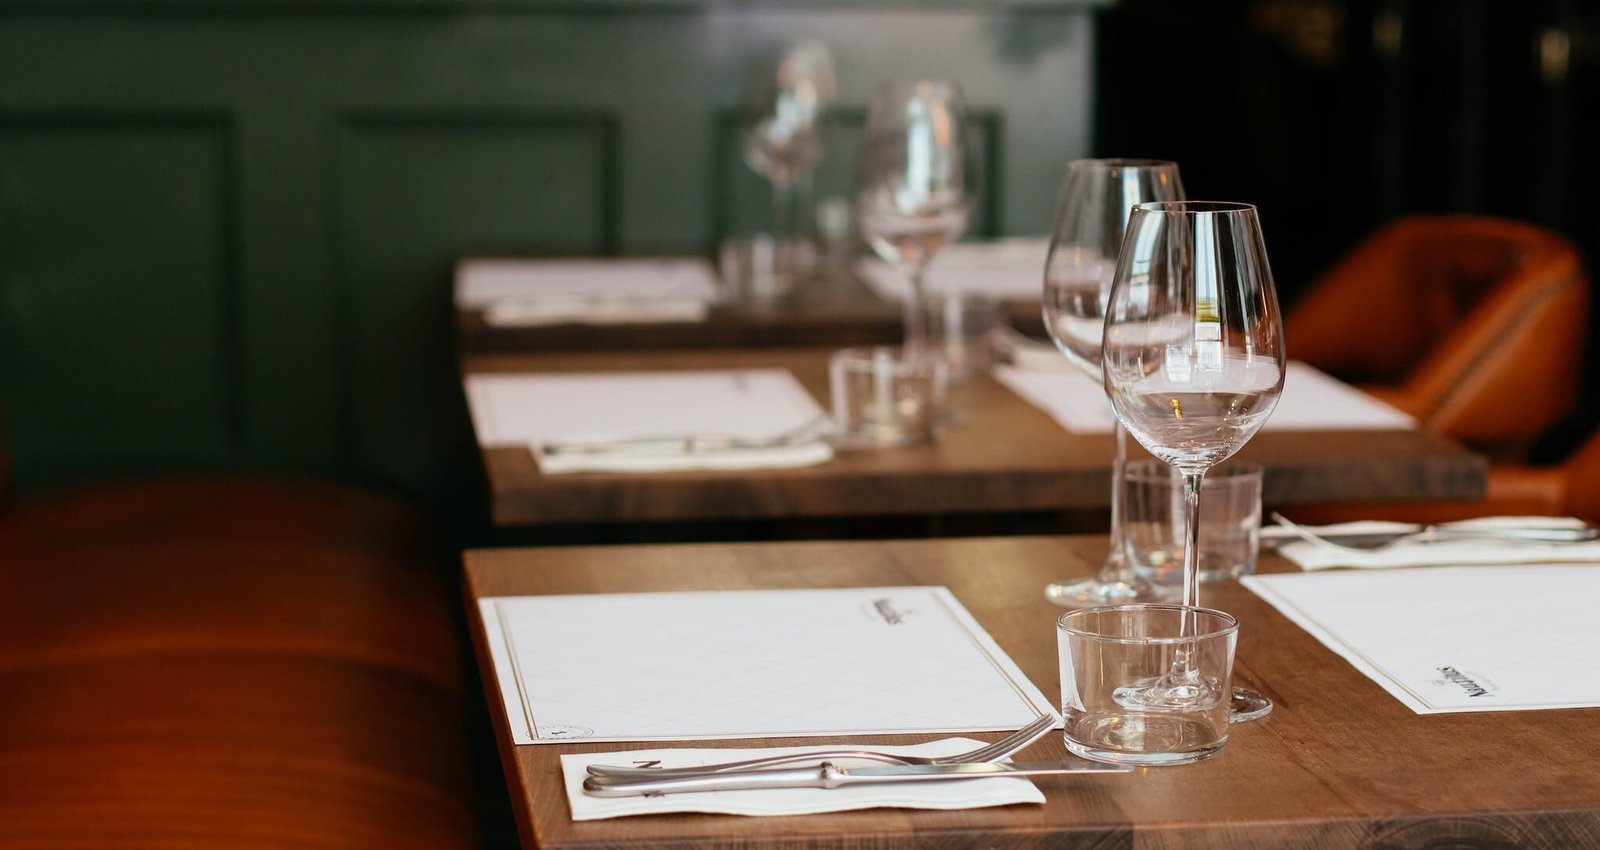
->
[0,3,1096,503]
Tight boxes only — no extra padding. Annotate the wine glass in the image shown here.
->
[855,81,972,359]
[743,40,835,286]
[1042,158,1184,608]
[1101,201,1284,722]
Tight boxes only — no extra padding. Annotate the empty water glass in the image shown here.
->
[829,346,947,448]
[1058,605,1237,765]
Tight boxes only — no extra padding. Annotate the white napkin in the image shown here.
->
[534,441,832,474]
[1271,516,1600,571]
[560,738,1044,821]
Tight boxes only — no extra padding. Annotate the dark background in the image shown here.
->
[1095,0,1600,458]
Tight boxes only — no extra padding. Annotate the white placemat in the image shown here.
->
[995,361,1415,434]
[478,586,1058,744]
[1243,564,1600,713]
[560,738,1045,820]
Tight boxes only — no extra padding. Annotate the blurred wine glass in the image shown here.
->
[1042,159,1184,608]
[854,81,972,358]
[1101,200,1284,722]
[743,40,835,291]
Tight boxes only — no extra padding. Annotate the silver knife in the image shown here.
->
[582,760,1132,797]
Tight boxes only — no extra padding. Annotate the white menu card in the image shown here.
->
[1243,565,1600,714]
[478,587,1058,744]
[995,361,1415,434]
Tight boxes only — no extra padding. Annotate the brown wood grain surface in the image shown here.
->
[464,537,1600,850]
[464,348,1487,527]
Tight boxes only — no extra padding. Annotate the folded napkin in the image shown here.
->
[484,297,709,327]
[1272,516,1600,571]
[560,738,1044,821]
[534,439,833,474]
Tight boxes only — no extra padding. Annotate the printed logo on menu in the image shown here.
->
[871,598,906,625]
[1431,666,1497,699]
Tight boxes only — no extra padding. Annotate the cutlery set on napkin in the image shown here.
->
[1263,514,1600,570]
[466,369,834,474]
[561,719,1128,821]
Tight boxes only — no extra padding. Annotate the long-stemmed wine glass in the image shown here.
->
[855,81,972,359]
[744,41,835,282]
[1101,201,1284,722]
[1042,158,1184,608]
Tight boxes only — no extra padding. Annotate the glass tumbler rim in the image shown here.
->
[1132,200,1257,215]
[1056,604,1239,644]
[1068,157,1179,171]
[1122,459,1264,482]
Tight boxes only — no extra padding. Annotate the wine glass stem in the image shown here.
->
[903,258,931,358]
[1180,469,1205,611]
[1106,420,1129,565]
[771,180,793,243]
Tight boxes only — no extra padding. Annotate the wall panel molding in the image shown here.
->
[329,107,618,492]
[0,107,244,482]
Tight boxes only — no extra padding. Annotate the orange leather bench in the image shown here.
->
[0,474,477,849]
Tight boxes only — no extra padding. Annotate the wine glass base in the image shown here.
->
[1045,576,1157,609]
[1228,687,1273,723]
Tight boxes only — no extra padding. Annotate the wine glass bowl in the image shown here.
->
[1040,158,1184,609]
[743,40,834,189]
[1102,201,1285,479]
[738,41,835,299]
[854,81,972,355]
[1044,159,1184,375]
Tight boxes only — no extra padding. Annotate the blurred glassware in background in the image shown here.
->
[1042,158,1185,609]
[854,81,973,360]
[738,40,836,301]
[920,291,1001,384]
[829,345,948,449]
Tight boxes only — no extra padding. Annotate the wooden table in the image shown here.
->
[465,348,1486,527]
[465,537,1600,849]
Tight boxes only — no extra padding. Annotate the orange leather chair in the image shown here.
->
[1286,215,1589,460]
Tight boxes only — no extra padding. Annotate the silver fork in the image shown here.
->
[1267,512,1598,551]
[584,713,1057,780]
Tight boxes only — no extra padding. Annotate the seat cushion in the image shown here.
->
[0,475,476,850]
[0,477,459,690]
[0,656,475,850]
